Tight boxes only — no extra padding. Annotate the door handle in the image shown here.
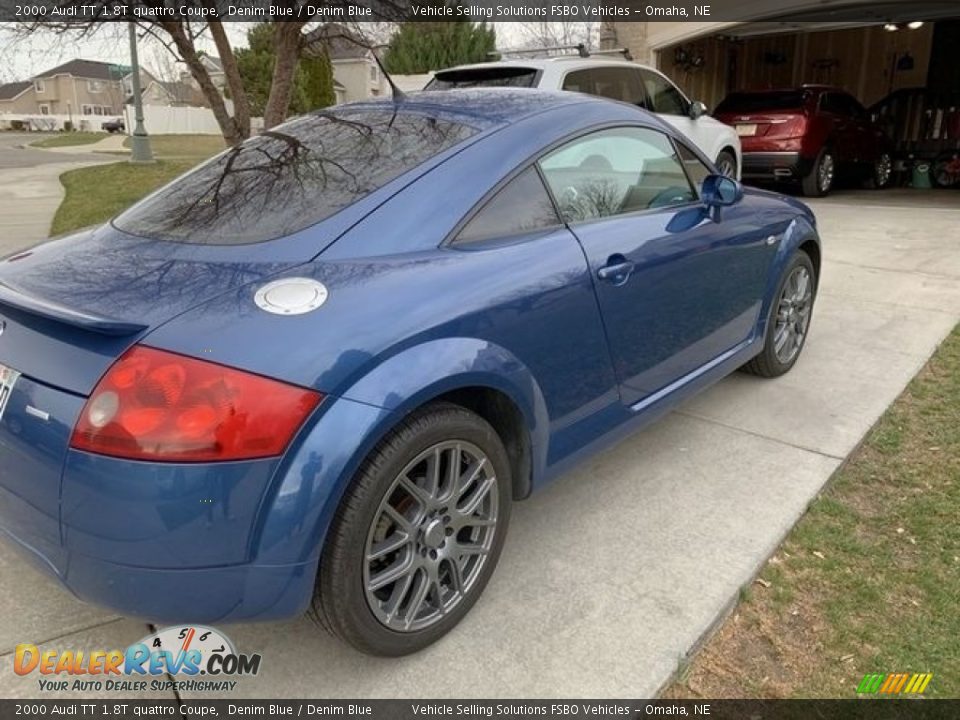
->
[597,259,635,285]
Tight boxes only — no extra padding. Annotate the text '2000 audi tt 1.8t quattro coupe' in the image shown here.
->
[0,89,820,656]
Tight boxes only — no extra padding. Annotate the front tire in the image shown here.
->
[314,403,512,656]
[801,147,835,197]
[715,150,737,178]
[742,251,817,378]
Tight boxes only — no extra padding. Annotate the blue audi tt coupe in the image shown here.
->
[0,89,819,656]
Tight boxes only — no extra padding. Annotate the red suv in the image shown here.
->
[715,85,893,197]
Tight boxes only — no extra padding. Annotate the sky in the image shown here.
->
[0,22,589,84]
[0,24,247,83]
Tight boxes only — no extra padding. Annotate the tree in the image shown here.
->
[384,22,496,74]
[236,24,336,116]
[300,52,336,111]
[513,22,598,53]
[10,3,406,145]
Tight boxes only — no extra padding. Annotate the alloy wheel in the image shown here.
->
[773,266,813,365]
[716,156,736,178]
[363,441,499,632]
[875,153,892,187]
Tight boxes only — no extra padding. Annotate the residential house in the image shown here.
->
[179,53,227,93]
[0,59,132,119]
[0,82,33,113]
[307,24,387,104]
[140,79,208,108]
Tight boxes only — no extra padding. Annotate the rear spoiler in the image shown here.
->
[0,280,148,336]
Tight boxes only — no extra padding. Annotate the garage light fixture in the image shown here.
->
[884,21,925,31]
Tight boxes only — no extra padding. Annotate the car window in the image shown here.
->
[837,93,866,117]
[715,90,808,114]
[426,67,540,89]
[638,70,689,116]
[455,167,561,244]
[820,92,859,117]
[562,67,648,108]
[113,110,476,245]
[676,142,711,190]
[538,127,696,223]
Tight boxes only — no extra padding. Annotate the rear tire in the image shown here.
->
[801,147,835,197]
[313,403,512,656]
[742,250,817,378]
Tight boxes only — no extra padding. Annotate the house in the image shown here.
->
[140,79,208,108]
[0,82,33,113]
[179,53,227,93]
[0,59,133,118]
[307,24,387,104]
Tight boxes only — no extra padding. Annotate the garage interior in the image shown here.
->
[610,7,960,188]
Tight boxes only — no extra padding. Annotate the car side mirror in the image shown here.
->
[701,174,743,207]
[689,101,708,120]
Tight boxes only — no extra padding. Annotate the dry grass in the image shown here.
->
[665,326,960,699]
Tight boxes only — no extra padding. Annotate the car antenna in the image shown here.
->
[372,51,407,103]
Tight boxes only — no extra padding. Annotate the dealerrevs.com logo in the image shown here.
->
[15,625,262,693]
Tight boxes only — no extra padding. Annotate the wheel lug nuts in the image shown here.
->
[443,515,451,523]
[445,527,454,536]
[429,550,438,560]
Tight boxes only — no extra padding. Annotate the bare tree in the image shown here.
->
[11,3,406,145]
[512,22,598,53]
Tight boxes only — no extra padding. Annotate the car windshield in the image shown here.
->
[427,67,539,90]
[113,108,477,245]
[715,90,808,114]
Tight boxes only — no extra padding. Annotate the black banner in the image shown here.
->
[2,700,959,719]
[1,0,958,24]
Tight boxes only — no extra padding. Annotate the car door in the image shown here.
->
[538,126,776,407]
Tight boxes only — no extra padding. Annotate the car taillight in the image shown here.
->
[70,345,323,462]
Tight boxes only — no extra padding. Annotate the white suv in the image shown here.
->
[425,56,741,179]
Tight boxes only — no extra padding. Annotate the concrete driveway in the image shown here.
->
[1,188,958,699]
[0,132,113,254]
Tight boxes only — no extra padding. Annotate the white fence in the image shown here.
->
[0,113,106,132]
[128,104,226,135]
[1,102,262,136]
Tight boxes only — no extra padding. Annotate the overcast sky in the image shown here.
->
[0,22,584,84]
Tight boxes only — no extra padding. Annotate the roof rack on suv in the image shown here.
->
[489,44,633,61]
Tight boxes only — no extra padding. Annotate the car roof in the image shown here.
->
[434,57,654,73]
[340,87,599,125]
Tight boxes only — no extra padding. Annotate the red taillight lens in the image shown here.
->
[70,346,323,462]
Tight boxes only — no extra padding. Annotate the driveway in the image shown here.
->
[1,189,959,699]
[0,132,113,255]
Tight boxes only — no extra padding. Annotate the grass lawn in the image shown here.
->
[50,160,194,236]
[123,133,225,159]
[31,132,108,149]
[51,134,225,236]
[665,326,960,698]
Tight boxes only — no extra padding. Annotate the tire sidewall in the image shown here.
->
[758,252,817,376]
[319,405,512,656]
[803,147,833,197]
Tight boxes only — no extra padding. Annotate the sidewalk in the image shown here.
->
[0,159,112,254]
[29,133,129,155]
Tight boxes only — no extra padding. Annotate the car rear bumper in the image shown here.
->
[0,520,317,621]
[742,152,814,181]
[0,390,391,622]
